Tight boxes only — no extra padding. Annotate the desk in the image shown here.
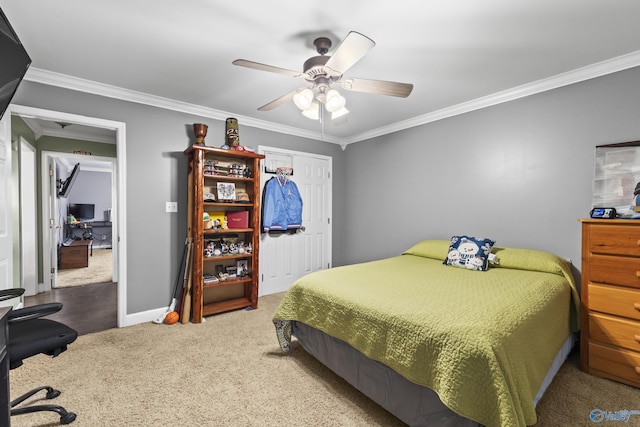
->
[0,307,10,426]
[59,240,92,269]
[66,222,112,249]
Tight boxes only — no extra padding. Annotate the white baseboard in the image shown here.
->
[122,307,169,327]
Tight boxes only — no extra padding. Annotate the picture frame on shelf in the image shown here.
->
[236,259,249,278]
[216,182,236,201]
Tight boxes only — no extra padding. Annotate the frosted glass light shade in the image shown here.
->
[293,88,314,110]
[325,89,346,113]
[331,106,349,120]
[301,101,320,120]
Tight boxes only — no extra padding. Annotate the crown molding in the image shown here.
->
[24,50,640,147]
[21,116,116,144]
[23,68,342,146]
[345,50,640,144]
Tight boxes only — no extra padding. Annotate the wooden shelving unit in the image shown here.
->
[184,145,264,323]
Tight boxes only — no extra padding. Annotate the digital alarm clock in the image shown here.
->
[590,207,617,219]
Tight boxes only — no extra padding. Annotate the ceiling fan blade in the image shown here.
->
[341,78,414,98]
[324,32,375,77]
[233,59,303,78]
[257,89,299,111]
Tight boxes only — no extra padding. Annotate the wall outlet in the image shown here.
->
[166,202,178,213]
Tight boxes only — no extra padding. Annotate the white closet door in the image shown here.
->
[259,147,332,296]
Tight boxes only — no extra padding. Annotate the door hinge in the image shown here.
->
[327,217,330,224]
[49,168,53,176]
[50,267,55,274]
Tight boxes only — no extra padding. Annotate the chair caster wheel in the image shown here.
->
[61,412,77,424]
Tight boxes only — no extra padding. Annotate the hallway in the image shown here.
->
[24,281,117,335]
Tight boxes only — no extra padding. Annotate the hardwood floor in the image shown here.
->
[24,281,117,336]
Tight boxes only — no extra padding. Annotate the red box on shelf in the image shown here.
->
[226,211,249,229]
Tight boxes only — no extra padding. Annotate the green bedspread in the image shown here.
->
[273,240,580,427]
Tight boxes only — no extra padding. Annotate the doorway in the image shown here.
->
[7,104,127,327]
[45,153,115,289]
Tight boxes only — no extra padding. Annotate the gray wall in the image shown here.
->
[344,66,640,284]
[12,80,346,315]
[67,169,112,221]
[12,66,640,315]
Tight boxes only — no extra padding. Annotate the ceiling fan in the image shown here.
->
[232,31,413,121]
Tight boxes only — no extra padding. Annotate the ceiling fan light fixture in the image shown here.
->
[293,88,314,110]
[301,101,320,120]
[325,89,346,113]
[331,106,349,120]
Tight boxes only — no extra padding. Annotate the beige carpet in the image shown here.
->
[57,248,113,287]
[9,292,640,426]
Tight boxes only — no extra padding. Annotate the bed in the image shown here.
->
[272,239,580,427]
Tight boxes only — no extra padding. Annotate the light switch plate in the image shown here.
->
[166,202,178,213]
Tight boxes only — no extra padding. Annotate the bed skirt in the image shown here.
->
[292,321,575,427]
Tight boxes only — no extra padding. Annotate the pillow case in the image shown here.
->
[443,235,495,271]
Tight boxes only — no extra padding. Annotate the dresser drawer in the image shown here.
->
[589,312,640,352]
[588,255,640,288]
[588,224,640,257]
[589,342,640,387]
[589,283,640,320]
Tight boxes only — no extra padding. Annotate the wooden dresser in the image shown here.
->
[580,219,640,387]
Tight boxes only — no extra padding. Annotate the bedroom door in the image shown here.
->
[258,147,332,296]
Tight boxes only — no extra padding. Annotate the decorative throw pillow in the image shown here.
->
[443,235,496,271]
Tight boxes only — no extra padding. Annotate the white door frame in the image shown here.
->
[0,114,13,297]
[19,137,38,296]
[42,151,115,288]
[7,104,127,328]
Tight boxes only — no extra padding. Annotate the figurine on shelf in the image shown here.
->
[213,241,222,257]
[193,123,208,145]
[225,117,240,147]
[229,242,238,255]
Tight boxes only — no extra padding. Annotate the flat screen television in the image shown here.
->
[0,7,31,120]
[68,203,95,221]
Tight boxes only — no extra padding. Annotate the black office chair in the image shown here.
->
[0,288,78,424]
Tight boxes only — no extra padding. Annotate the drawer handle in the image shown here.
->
[635,303,640,311]
[637,367,640,376]
[636,335,640,343]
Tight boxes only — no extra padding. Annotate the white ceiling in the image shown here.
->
[4,0,640,146]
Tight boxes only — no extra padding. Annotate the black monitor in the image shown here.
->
[68,203,95,221]
[0,7,31,120]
